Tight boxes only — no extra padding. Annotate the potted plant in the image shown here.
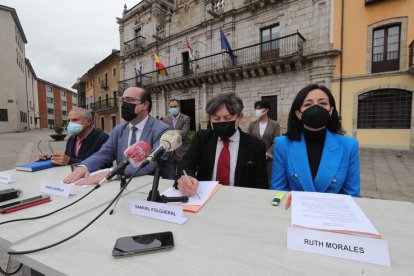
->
[50,125,67,141]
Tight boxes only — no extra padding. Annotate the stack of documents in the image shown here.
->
[162,181,221,212]
[291,191,380,238]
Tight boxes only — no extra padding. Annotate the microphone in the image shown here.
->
[98,141,152,185]
[140,130,182,167]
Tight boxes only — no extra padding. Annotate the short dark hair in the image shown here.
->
[169,99,180,106]
[254,100,271,110]
[206,93,243,116]
[140,89,152,112]
[286,84,345,141]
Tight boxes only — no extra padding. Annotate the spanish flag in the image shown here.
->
[153,52,168,76]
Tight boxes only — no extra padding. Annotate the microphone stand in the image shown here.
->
[109,167,128,215]
[147,152,188,204]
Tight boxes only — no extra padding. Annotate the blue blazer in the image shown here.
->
[271,131,360,197]
[81,116,175,180]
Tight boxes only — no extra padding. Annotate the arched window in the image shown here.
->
[357,89,412,129]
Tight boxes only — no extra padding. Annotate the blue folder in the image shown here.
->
[15,160,56,172]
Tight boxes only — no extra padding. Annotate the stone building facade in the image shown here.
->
[118,0,337,131]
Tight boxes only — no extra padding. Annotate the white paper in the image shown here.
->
[287,227,390,266]
[130,199,187,224]
[291,191,380,237]
[0,172,14,184]
[40,180,71,198]
[162,181,218,205]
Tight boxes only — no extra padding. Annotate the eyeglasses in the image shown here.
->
[37,140,55,158]
[120,97,142,103]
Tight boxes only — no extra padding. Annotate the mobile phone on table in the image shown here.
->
[112,231,174,258]
[0,195,51,214]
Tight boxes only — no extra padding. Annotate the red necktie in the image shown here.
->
[216,139,230,185]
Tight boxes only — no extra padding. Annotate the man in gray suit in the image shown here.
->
[63,87,175,185]
[163,99,191,171]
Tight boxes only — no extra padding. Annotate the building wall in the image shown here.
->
[331,0,414,149]
[120,0,335,131]
[0,9,28,132]
[37,82,48,128]
[25,63,39,129]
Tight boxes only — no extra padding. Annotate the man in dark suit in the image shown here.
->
[176,93,268,196]
[37,108,109,166]
[63,87,175,185]
[164,99,191,171]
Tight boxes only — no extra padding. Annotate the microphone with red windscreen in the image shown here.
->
[98,141,152,185]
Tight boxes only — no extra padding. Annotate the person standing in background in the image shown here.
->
[164,99,191,172]
[248,100,280,188]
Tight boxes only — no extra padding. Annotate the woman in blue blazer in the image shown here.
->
[271,84,360,197]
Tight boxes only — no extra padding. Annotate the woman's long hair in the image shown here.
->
[286,84,345,141]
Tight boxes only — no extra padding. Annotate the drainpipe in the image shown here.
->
[339,0,344,115]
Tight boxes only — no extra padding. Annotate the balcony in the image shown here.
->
[100,79,108,89]
[124,35,146,55]
[409,40,414,74]
[90,98,118,113]
[119,32,306,93]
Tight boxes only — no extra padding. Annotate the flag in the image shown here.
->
[135,60,141,76]
[220,28,236,64]
[186,37,200,70]
[154,52,168,76]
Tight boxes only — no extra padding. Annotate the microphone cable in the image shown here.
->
[7,164,146,256]
[0,185,100,226]
[0,263,22,276]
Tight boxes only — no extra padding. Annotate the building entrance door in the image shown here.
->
[180,98,195,131]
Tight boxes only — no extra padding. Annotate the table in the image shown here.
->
[2,167,414,275]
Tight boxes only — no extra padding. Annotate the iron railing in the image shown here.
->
[90,98,118,111]
[124,35,146,53]
[409,40,414,68]
[100,79,108,88]
[119,32,305,90]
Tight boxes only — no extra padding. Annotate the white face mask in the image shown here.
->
[255,109,265,118]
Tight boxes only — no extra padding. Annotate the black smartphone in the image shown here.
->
[112,231,174,258]
[0,195,51,214]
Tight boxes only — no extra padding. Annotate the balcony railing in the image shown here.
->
[124,35,146,53]
[119,32,305,90]
[90,98,118,112]
[409,40,414,68]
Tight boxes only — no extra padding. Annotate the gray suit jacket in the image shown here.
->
[164,113,191,161]
[81,116,175,179]
[247,119,280,156]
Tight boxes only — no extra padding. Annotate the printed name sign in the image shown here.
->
[287,227,390,266]
[0,172,13,184]
[130,199,188,224]
[40,181,71,198]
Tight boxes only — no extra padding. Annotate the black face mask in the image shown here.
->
[211,120,237,140]
[121,102,138,121]
[301,105,331,129]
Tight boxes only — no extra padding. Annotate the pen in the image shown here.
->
[183,170,201,200]
[285,194,292,210]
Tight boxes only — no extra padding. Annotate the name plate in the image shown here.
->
[0,172,12,184]
[287,227,390,266]
[40,181,71,198]
[130,200,188,225]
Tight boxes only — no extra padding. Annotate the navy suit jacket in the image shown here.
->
[271,131,360,197]
[65,128,109,165]
[177,129,268,189]
[81,116,175,179]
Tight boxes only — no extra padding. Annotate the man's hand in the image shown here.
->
[74,171,109,186]
[63,166,88,184]
[37,152,50,161]
[177,175,199,196]
[51,152,70,165]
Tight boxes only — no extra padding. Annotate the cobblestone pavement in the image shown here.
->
[0,130,413,274]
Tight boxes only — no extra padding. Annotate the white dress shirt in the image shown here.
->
[128,115,148,147]
[212,129,240,186]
